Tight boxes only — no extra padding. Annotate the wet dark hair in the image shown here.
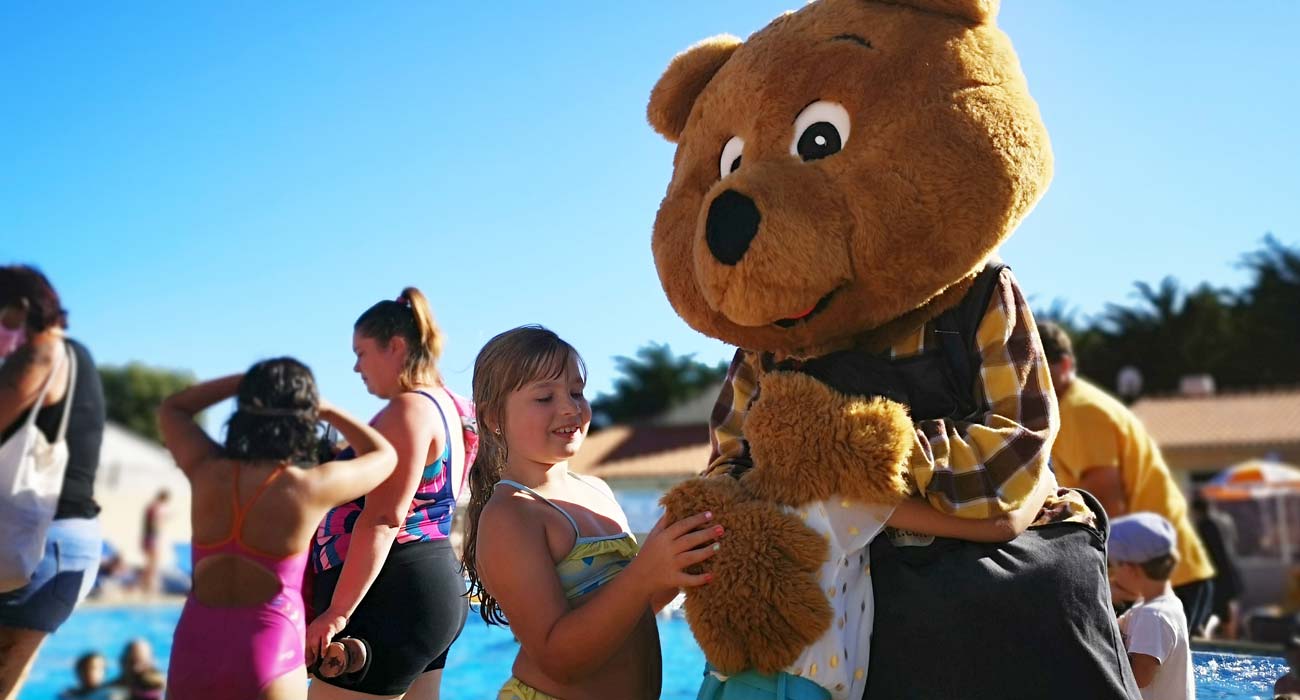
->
[0,265,68,332]
[354,287,443,390]
[223,357,322,464]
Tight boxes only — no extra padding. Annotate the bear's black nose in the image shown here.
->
[705,189,761,266]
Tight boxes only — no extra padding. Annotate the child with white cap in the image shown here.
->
[1109,511,1195,700]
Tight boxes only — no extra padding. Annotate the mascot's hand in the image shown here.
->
[662,476,832,674]
[743,371,913,507]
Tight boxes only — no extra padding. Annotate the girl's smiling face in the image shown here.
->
[502,354,591,467]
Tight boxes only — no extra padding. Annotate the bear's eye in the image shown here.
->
[719,136,745,179]
[791,101,850,162]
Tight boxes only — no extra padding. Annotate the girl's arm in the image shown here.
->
[887,470,1054,542]
[305,393,439,656]
[304,399,397,509]
[650,589,683,614]
[157,374,241,475]
[479,503,718,683]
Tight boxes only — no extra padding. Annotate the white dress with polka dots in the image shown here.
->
[782,498,894,700]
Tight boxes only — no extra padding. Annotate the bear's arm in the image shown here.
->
[908,269,1058,518]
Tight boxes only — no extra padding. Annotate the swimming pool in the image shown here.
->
[21,603,1290,699]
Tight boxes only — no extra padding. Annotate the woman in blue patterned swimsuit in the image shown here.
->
[307,287,477,700]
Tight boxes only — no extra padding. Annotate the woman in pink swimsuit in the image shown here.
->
[159,358,397,700]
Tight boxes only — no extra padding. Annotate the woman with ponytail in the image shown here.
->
[307,288,478,700]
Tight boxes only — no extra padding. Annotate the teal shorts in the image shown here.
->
[697,665,830,700]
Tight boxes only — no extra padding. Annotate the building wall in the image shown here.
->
[1165,444,1300,475]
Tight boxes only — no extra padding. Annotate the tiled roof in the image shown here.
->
[588,442,714,480]
[1132,387,1300,449]
[572,387,1300,482]
[568,425,634,473]
[570,423,711,480]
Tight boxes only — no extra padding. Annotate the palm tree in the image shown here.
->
[1069,236,1297,395]
[591,344,728,426]
[1230,235,1300,387]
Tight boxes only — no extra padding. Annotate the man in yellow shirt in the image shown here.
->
[1038,321,1217,635]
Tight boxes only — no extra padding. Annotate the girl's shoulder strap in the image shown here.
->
[568,471,619,506]
[496,479,581,537]
[567,472,633,535]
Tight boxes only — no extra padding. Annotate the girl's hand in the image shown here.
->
[631,511,722,597]
[305,608,348,666]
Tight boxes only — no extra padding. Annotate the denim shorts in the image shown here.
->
[0,518,101,633]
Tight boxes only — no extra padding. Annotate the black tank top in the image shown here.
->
[1,338,105,519]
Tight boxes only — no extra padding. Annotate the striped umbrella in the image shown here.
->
[1202,459,1300,503]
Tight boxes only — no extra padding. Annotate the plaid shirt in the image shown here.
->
[707,268,1059,518]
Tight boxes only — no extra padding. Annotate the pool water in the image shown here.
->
[20,604,1290,699]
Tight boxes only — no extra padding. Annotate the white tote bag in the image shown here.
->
[0,341,76,593]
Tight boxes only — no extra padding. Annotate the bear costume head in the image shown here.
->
[648,0,1051,358]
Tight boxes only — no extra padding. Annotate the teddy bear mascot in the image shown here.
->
[645,1,1142,699]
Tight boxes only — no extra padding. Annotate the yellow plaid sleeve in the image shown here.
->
[908,269,1059,518]
[704,349,759,478]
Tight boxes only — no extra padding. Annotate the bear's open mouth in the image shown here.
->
[774,287,840,328]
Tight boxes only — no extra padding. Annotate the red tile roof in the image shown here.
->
[570,424,712,479]
[571,387,1300,482]
[1132,387,1300,449]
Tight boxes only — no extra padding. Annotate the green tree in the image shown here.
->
[1229,234,1300,388]
[99,363,198,443]
[592,343,728,426]
[1087,278,1234,394]
[1038,235,1296,396]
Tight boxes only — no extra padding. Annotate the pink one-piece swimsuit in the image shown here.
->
[168,466,309,699]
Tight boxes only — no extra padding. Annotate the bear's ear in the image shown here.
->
[647,34,742,142]
[887,0,999,24]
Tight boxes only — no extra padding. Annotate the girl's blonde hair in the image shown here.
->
[354,286,444,389]
[463,325,586,625]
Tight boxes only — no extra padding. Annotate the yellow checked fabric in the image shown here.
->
[707,268,1072,520]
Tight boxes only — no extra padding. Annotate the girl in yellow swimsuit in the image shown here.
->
[463,326,722,700]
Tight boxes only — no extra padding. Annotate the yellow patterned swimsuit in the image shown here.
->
[496,476,640,700]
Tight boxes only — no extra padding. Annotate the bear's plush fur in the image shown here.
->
[649,0,1052,676]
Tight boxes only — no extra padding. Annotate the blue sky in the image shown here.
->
[3,1,1297,422]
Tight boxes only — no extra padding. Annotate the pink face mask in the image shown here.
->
[0,324,26,358]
